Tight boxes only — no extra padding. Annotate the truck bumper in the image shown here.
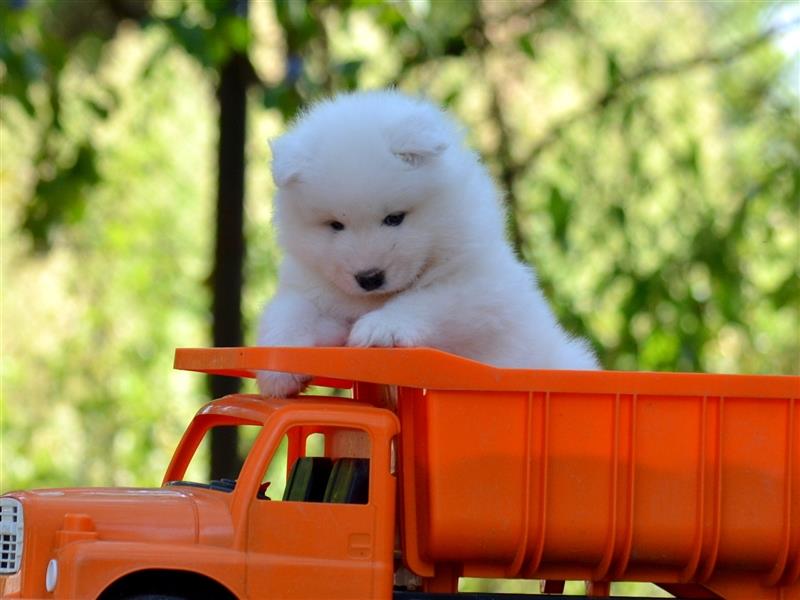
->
[0,573,23,598]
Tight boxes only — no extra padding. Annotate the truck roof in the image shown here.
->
[174,346,799,398]
[194,393,388,424]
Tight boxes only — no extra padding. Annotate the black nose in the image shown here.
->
[355,269,385,291]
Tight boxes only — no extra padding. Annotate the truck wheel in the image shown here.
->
[123,595,189,600]
[100,570,236,600]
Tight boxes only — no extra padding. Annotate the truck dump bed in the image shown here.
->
[175,347,800,599]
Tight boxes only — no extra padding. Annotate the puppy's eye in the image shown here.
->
[328,220,345,232]
[382,212,406,227]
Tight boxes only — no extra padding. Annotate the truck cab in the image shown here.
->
[1,393,398,599]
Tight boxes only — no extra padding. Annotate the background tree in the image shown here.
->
[1,0,798,591]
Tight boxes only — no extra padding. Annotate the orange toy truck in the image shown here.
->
[2,346,799,599]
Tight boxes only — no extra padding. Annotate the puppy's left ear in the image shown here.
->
[387,114,449,167]
[270,134,306,187]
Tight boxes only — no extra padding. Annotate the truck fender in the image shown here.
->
[98,569,237,600]
[51,541,244,599]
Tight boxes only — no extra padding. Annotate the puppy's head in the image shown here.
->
[269,91,470,297]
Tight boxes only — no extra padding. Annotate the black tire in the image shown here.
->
[101,570,237,600]
[123,595,190,600]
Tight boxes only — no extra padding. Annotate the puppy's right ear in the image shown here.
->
[270,134,305,187]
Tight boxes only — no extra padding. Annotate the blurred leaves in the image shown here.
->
[23,143,99,252]
[160,9,252,69]
[1,0,254,251]
[547,185,570,251]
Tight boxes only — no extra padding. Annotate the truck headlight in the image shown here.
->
[0,498,23,574]
[46,559,58,592]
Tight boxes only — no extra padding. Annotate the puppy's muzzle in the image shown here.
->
[355,269,385,291]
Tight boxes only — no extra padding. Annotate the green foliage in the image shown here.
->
[2,18,216,487]
[1,5,798,596]
[24,142,99,251]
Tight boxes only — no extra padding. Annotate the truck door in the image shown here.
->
[245,425,379,599]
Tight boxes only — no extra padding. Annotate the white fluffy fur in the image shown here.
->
[258,90,598,397]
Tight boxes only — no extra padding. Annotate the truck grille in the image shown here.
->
[0,498,23,574]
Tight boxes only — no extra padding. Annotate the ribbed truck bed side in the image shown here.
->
[397,381,799,595]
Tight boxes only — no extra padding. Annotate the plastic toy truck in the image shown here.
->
[1,347,798,600]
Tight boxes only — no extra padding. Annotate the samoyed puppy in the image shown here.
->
[257,90,597,397]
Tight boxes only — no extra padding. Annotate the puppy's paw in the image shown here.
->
[257,370,312,398]
[347,311,427,348]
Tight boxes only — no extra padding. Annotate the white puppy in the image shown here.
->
[258,90,597,397]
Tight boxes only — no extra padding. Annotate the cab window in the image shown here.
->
[166,424,261,493]
[258,426,371,504]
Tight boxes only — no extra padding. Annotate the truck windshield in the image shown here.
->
[165,424,262,493]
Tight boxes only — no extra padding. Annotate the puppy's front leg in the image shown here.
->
[257,291,347,397]
[347,293,438,349]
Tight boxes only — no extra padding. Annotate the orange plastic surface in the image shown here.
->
[2,393,399,599]
[398,388,798,595]
[3,347,797,600]
[175,346,798,396]
[175,347,800,599]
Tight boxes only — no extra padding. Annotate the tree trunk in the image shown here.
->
[209,0,248,480]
